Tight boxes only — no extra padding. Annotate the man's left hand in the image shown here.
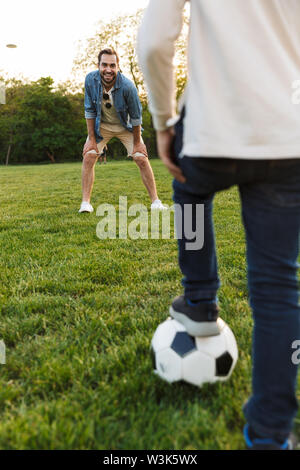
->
[132,142,148,157]
[156,129,186,183]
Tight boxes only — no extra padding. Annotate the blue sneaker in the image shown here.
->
[170,295,220,336]
[243,424,297,450]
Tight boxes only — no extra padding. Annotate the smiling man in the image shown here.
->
[79,47,166,213]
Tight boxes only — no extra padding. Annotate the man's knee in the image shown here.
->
[133,155,148,169]
[83,154,98,169]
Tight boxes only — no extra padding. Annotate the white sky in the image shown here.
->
[0,0,149,82]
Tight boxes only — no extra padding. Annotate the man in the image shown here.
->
[99,145,107,164]
[138,0,300,450]
[79,47,166,213]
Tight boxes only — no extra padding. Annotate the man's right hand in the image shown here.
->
[82,138,99,157]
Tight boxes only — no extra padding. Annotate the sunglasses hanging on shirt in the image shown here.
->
[103,93,112,109]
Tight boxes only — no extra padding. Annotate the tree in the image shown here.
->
[0,78,28,165]
[0,77,86,164]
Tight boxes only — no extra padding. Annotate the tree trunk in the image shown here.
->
[5,144,11,166]
[46,151,56,163]
[129,57,139,92]
[5,131,13,165]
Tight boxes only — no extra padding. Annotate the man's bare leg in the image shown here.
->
[81,154,98,203]
[133,155,158,202]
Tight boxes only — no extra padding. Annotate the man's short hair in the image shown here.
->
[98,47,120,66]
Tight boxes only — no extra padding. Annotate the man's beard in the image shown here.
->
[101,71,116,85]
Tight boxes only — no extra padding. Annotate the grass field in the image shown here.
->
[0,160,299,450]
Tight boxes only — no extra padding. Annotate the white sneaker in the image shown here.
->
[79,201,94,213]
[151,199,168,210]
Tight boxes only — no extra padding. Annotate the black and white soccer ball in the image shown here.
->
[151,317,238,387]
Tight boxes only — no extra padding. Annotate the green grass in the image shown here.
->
[0,160,299,450]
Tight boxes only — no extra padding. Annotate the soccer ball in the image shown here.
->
[151,317,238,387]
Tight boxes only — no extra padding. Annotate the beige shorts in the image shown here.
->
[95,127,145,158]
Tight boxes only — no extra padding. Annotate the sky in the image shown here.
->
[0,0,149,82]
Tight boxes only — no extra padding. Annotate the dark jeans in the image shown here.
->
[172,116,300,440]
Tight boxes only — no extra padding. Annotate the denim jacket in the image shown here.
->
[84,70,143,143]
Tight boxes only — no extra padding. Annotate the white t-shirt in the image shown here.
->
[138,0,300,159]
[101,87,124,133]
